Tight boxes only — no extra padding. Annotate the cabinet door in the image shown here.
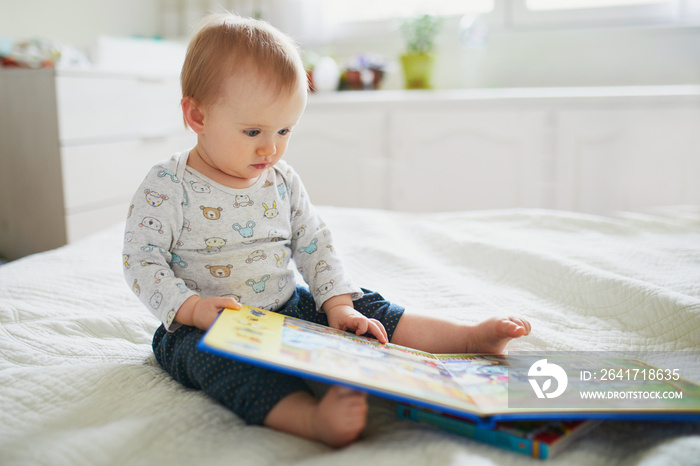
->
[283,109,389,209]
[389,110,551,212]
[56,75,140,142]
[57,75,185,142]
[61,133,195,241]
[556,107,700,214]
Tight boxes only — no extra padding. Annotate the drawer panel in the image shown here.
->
[57,75,185,142]
[61,133,195,213]
[57,75,139,141]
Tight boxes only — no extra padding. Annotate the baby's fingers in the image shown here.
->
[219,296,242,310]
[362,319,388,344]
[351,317,369,336]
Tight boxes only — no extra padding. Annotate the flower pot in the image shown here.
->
[400,52,435,89]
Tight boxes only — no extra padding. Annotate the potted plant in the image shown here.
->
[400,14,442,89]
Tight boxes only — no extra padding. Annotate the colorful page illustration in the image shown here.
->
[200,306,485,414]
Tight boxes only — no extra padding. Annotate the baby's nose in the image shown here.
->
[256,142,276,157]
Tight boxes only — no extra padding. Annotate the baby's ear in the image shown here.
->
[181,97,206,134]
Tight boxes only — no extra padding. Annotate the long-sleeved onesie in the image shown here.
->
[123,151,404,424]
[123,151,361,330]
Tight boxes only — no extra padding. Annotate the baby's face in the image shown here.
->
[196,71,307,188]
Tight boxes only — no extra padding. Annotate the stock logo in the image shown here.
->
[528,359,568,399]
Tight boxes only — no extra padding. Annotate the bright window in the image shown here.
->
[526,0,672,10]
[325,0,494,23]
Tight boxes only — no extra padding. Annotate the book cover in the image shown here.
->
[397,404,600,459]
[198,305,700,425]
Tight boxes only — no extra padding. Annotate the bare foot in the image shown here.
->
[310,386,368,448]
[464,317,531,354]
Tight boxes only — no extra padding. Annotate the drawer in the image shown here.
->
[56,75,139,142]
[61,133,196,214]
[56,75,185,142]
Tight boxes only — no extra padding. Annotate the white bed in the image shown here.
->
[1,205,699,465]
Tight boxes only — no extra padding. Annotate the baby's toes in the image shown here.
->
[502,317,528,337]
[510,317,531,335]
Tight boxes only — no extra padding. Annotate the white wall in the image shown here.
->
[0,0,161,49]
[1,0,698,88]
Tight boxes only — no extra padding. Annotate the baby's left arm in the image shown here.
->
[284,164,362,308]
[322,294,388,344]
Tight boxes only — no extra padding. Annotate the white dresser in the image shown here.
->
[0,68,195,260]
[286,87,700,214]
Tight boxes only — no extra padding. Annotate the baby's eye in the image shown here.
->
[244,129,260,137]
[278,129,291,136]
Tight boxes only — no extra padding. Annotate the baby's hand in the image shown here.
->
[325,303,388,344]
[177,295,242,331]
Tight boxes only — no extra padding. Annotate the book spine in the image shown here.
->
[397,405,541,458]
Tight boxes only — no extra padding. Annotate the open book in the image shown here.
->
[198,305,700,427]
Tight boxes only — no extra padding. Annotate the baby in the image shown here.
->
[122,13,531,448]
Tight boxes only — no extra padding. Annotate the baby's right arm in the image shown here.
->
[122,161,198,330]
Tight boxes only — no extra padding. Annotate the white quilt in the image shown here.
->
[1,206,699,465]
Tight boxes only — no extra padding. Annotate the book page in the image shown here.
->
[436,354,511,412]
[200,306,486,414]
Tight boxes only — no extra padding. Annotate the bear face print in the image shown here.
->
[200,206,223,220]
[205,264,234,278]
[145,189,168,207]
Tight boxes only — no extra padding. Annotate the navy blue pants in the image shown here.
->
[152,286,405,425]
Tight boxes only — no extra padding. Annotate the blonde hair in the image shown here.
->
[181,14,307,109]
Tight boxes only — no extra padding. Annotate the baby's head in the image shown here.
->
[181,13,307,113]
